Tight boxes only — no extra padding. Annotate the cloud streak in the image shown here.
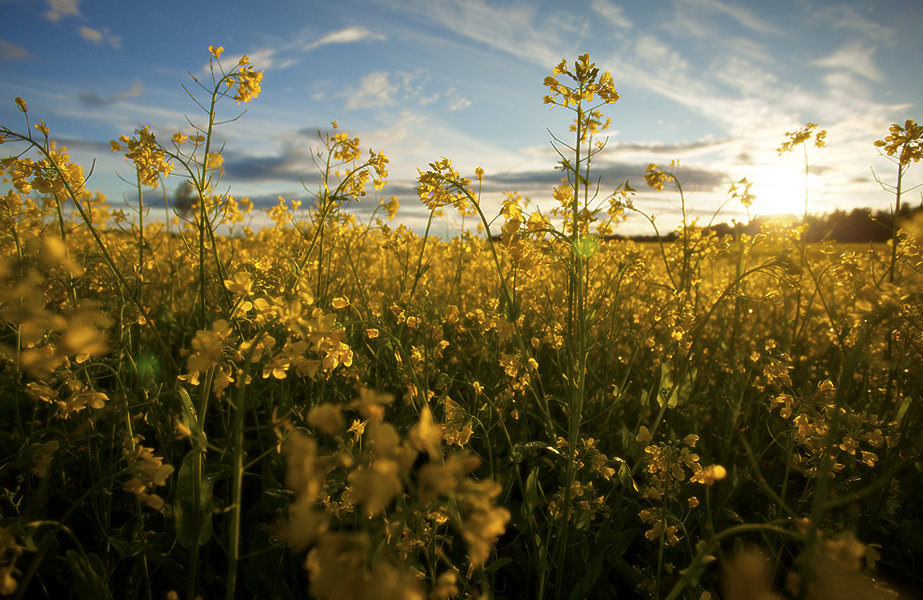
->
[43,0,80,22]
[301,26,386,51]
[79,25,122,49]
[78,82,144,108]
[810,42,882,81]
[0,38,34,60]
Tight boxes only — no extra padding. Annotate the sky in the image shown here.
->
[2,0,922,237]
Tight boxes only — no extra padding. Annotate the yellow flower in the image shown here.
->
[209,45,224,59]
[408,406,444,461]
[553,185,574,205]
[728,177,756,207]
[347,419,368,439]
[381,196,399,220]
[232,66,263,103]
[778,122,827,155]
[643,163,674,191]
[416,157,477,216]
[874,119,923,166]
[692,464,727,486]
[117,125,173,187]
[307,403,344,436]
[543,53,620,109]
[432,571,460,600]
[14,97,27,113]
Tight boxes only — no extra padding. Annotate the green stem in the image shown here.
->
[661,523,801,600]
[554,96,589,600]
[226,341,260,600]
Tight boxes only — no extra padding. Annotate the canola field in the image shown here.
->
[1,50,921,600]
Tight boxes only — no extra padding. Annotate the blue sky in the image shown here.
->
[2,0,922,236]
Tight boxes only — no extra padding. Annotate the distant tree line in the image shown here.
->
[612,202,923,244]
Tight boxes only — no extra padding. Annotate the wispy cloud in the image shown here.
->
[79,25,122,49]
[379,0,567,68]
[345,71,399,109]
[43,0,80,22]
[0,38,33,60]
[78,81,144,108]
[243,48,297,70]
[448,95,472,111]
[810,41,882,81]
[809,5,897,45]
[677,0,782,35]
[301,26,386,51]
[40,0,122,49]
[590,0,632,29]
[633,34,690,78]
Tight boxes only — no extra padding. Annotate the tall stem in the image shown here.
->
[889,165,903,284]
[554,98,589,600]
[226,345,259,599]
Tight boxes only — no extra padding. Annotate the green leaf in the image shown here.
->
[533,532,549,573]
[66,551,112,600]
[176,386,207,452]
[511,441,562,464]
[175,450,213,548]
[483,557,512,574]
[658,363,696,408]
[568,549,606,600]
[108,534,151,559]
[133,353,161,386]
[523,466,541,520]
[618,462,639,494]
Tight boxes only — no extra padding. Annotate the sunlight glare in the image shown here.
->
[748,164,814,218]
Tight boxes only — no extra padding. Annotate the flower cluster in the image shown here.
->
[777,122,827,155]
[122,437,175,510]
[542,53,620,109]
[110,126,173,187]
[728,177,757,207]
[643,163,676,191]
[1,139,91,206]
[874,119,922,166]
[230,55,263,104]
[416,157,478,217]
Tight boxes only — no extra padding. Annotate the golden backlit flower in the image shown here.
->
[778,122,826,155]
[692,464,727,487]
[874,119,922,166]
[643,163,674,191]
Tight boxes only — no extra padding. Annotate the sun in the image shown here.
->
[747,164,816,218]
